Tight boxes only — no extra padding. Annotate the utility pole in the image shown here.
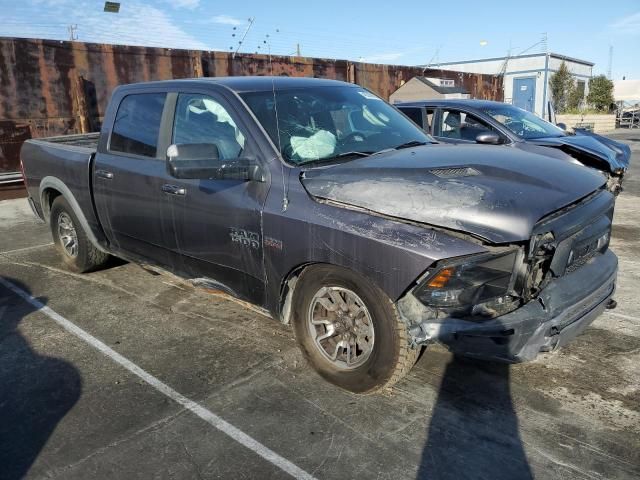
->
[607,45,613,79]
[296,43,301,56]
[68,24,78,41]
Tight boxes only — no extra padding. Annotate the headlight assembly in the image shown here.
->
[414,250,520,320]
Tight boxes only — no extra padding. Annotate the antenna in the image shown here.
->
[517,32,548,56]
[424,44,442,70]
[260,30,288,211]
[68,24,78,41]
[499,41,513,77]
[232,17,255,59]
[607,45,613,79]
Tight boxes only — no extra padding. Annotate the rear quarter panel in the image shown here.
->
[20,139,106,244]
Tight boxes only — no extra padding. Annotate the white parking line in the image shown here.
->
[0,277,317,480]
[606,311,640,323]
[0,243,53,255]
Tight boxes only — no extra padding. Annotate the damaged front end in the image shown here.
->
[533,135,631,195]
[398,190,618,362]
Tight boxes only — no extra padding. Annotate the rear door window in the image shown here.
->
[400,107,425,129]
[425,109,435,132]
[110,93,167,158]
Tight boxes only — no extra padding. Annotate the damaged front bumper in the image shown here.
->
[399,249,618,362]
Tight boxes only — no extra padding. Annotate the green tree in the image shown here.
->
[566,84,580,111]
[567,81,585,111]
[549,61,575,113]
[587,75,615,111]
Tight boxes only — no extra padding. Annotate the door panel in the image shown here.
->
[168,179,266,302]
[94,154,176,256]
[513,77,536,113]
[93,92,179,267]
[166,92,268,303]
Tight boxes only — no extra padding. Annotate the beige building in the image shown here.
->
[390,77,469,104]
[425,53,594,117]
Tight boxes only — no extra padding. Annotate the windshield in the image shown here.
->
[240,86,433,165]
[481,105,566,140]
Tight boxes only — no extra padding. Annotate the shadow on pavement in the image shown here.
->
[0,278,82,480]
[417,356,532,480]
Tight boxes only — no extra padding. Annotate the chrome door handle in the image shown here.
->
[96,169,114,179]
[162,184,186,196]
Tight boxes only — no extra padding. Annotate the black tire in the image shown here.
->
[50,196,110,273]
[292,265,419,394]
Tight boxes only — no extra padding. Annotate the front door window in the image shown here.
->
[173,94,246,160]
[439,110,495,142]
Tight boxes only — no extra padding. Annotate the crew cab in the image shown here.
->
[397,99,630,194]
[21,77,618,393]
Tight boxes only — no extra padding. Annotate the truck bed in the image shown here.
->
[35,132,100,151]
[21,133,100,227]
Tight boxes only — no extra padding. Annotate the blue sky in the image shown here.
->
[1,0,639,79]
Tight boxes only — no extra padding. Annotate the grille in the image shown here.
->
[429,167,480,178]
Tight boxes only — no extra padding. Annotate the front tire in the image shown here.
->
[292,265,419,394]
[50,196,110,273]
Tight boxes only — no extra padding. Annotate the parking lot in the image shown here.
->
[1,131,639,480]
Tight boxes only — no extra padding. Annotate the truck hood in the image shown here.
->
[527,132,630,173]
[301,144,606,243]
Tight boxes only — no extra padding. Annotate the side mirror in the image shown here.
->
[556,122,567,130]
[475,132,503,145]
[166,144,264,182]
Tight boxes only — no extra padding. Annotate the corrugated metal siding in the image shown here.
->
[0,37,503,173]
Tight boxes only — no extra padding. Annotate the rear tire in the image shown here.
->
[292,265,419,394]
[50,196,110,273]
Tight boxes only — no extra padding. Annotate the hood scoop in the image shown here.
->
[429,167,480,178]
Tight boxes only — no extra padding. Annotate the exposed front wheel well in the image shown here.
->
[278,262,317,324]
[278,263,383,325]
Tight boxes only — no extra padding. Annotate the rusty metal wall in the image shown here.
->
[0,37,503,173]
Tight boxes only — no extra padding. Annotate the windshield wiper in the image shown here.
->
[369,140,432,158]
[298,151,373,166]
[393,140,429,150]
[331,150,374,158]
[298,141,429,166]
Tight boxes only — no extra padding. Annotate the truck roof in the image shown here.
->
[117,76,354,93]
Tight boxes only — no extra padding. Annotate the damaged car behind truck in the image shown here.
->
[20,77,618,393]
[397,99,631,194]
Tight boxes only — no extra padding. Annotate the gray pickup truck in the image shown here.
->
[21,77,618,393]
